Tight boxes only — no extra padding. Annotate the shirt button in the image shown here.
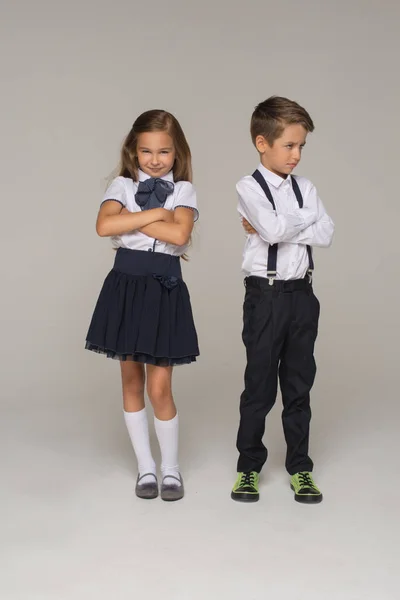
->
[148,248,153,252]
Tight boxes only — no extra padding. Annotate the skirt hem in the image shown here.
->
[85,342,198,366]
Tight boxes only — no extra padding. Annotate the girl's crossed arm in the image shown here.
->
[96,201,171,237]
[121,207,195,247]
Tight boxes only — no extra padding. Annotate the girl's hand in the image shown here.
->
[242,218,257,235]
[121,207,173,223]
[158,208,174,223]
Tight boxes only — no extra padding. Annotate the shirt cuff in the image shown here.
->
[174,205,199,222]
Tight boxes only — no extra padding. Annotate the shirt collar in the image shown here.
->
[138,169,174,183]
[257,163,290,189]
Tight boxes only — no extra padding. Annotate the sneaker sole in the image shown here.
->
[290,484,323,504]
[231,491,259,503]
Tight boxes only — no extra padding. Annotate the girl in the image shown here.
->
[86,110,199,502]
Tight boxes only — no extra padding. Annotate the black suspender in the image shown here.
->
[252,169,314,282]
[252,169,276,208]
[291,176,314,272]
[252,169,279,281]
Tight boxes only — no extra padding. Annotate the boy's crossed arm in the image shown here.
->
[238,180,334,248]
[242,217,257,235]
[237,178,317,245]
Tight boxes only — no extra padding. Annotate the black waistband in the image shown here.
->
[245,276,312,292]
[113,248,182,279]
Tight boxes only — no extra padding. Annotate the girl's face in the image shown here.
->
[136,131,176,178]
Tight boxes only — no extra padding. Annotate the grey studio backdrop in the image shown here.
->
[1,1,399,599]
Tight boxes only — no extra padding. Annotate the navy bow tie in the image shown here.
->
[135,177,174,210]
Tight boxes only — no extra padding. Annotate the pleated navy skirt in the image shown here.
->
[85,248,199,366]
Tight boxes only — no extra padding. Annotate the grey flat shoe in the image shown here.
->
[135,473,158,499]
[161,474,184,502]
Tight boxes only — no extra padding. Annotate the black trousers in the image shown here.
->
[236,276,320,475]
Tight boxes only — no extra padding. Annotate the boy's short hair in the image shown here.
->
[251,96,315,146]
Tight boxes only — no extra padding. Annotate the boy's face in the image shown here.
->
[256,124,308,178]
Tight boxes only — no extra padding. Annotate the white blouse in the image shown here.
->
[101,169,199,256]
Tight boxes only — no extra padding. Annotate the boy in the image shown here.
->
[231,96,334,504]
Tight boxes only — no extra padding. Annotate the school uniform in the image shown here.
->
[85,169,199,367]
[236,163,334,476]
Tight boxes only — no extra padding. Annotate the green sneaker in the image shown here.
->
[231,471,259,502]
[290,472,323,504]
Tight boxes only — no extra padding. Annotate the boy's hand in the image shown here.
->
[242,218,257,235]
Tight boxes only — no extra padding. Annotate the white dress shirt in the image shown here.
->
[101,169,199,256]
[237,163,334,280]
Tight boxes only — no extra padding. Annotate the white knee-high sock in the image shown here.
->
[154,414,180,485]
[124,409,156,484]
